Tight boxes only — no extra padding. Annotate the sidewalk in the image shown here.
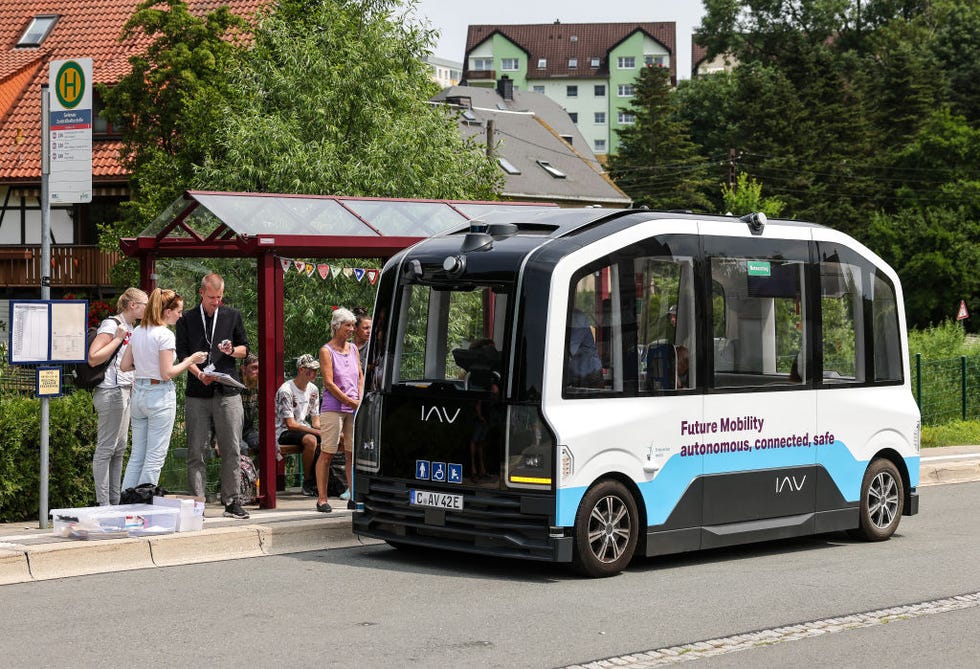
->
[2,447,979,586]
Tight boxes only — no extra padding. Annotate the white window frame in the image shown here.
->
[471,57,493,71]
[17,15,58,47]
[617,56,636,69]
[537,58,547,68]
[594,84,606,97]
[501,58,520,71]
[532,85,545,94]
[594,139,607,152]
[568,57,578,68]
[590,57,601,68]
[618,111,635,124]
[594,112,606,124]
[618,84,635,97]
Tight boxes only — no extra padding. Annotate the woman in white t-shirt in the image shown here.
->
[119,288,207,489]
[88,287,147,505]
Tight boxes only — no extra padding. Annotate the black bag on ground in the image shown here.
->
[119,483,167,504]
[73,316,122,390]
[327,451,347,496]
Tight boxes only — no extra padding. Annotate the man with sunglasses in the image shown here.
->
[176,272,251,519]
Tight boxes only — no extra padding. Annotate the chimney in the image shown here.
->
[497,75,514,101]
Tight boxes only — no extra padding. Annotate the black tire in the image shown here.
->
[572,480,639,578]
[851,458,904,541]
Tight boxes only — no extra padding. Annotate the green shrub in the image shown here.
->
[921,420,980,448]
[0,392,98,522]
[908,319,977,360]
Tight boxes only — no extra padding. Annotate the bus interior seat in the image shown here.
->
[646,342,675,391]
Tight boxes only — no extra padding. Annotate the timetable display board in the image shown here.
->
[8,300,87,365]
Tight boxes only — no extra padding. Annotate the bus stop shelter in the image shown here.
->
[120,190,553,507]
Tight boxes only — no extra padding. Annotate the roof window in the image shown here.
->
[497,158,521,175]
[536,160,567,179]
[17,15,58,47]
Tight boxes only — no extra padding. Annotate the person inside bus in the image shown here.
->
[675,345,690,389]
[467,339,499,483]
[567,308,603,388]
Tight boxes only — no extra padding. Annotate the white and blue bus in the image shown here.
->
[352,209,920,577]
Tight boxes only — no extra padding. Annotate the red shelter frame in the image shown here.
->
[120,190,554,507]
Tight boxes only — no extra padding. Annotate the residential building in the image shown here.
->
[425,55,462,88]
[431,83,630,208]
[463,21,676,156]
[0,0,264,308]
[691,38,738,77]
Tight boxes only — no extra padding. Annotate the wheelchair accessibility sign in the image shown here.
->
[415,460,463,484]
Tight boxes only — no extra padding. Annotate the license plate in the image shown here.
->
[409,489,463,510]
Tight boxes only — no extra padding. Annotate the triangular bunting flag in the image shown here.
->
[353,268,366,282]
[317,263,330,280]
[366,269,380,286]
[343,267,354,279]
[330,265,342,279]
[958,300,969,321]
[280,257,291,273]
[294,260,305,273]
[304,262,315,277]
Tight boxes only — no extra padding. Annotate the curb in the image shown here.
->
[0,516,360,584]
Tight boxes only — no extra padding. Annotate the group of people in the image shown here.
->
[89,270,372,517]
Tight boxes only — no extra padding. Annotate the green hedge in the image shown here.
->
[0,392,98,522]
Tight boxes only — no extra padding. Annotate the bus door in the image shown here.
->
[700,234,816,545]
[545,234,704,547]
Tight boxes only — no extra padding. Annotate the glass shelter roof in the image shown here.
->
[126,191,555,258]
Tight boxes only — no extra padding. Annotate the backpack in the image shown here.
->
[239,455,258,505]
[74,316,122,390]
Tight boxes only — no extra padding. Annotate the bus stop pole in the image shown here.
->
[39,86,51,529]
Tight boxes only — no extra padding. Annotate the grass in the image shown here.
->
[921,420,980,448]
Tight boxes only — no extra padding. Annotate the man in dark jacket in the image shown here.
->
[176,272,250,519]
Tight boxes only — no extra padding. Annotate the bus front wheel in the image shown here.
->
[851,458,904,541]
[572,480,639,577]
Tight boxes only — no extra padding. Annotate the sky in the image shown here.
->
[408,0,708,79]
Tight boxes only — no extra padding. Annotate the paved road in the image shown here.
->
[1,482,978,668]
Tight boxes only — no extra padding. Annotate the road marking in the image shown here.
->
[921,452,980,462]
[562,591,980,668]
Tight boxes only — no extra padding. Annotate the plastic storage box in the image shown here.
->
[50,503,179,539]
[152,496,205,532]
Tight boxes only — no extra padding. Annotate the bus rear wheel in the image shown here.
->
[851,458,904,541]
[572,480,639,578]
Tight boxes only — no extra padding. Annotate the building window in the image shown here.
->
[497,157,521,175]
[568,57,578,68]
[594,84,606,97]
[617,84,635,97]
[537,160,567,179]
[594,112,606,124]
[617,56,636,69]
[17,15,58,47]
[594,139,607,152]
[645,55,667,67]
[567,85,578,98]
[501,58,519,71]
[537,58,547,68]
[570,35,578,42]
[618,111,635,124]
[569,112,578,123]
[590,57,601,68]
[472,57,493,71]
[532,85,545,94]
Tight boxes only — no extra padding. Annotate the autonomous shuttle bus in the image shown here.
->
[352,208,920,577]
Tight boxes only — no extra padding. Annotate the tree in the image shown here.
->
[608,64,715,211]
[195,0,500,200]
[721,172,786,217]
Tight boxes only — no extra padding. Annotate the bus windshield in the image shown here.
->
[392,283,509,388]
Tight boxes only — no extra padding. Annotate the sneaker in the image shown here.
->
[223,503,250,519]
[301,481,318,497]
[339,488,351,501]
[316,501,332,513]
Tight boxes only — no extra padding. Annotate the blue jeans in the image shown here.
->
[122,379,176,489]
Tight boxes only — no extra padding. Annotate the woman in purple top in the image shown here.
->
[316,307,363,512]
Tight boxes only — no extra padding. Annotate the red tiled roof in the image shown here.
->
[0,0,266,181]
[465,22,676,81]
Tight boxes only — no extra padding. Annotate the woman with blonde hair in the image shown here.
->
[120,289,207,488]
[88,287,147,505]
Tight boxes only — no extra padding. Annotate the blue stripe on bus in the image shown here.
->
[556,444,920,527]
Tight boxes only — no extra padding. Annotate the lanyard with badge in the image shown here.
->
[201,304,218,370]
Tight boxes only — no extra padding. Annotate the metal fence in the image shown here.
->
[912,354,980,425]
